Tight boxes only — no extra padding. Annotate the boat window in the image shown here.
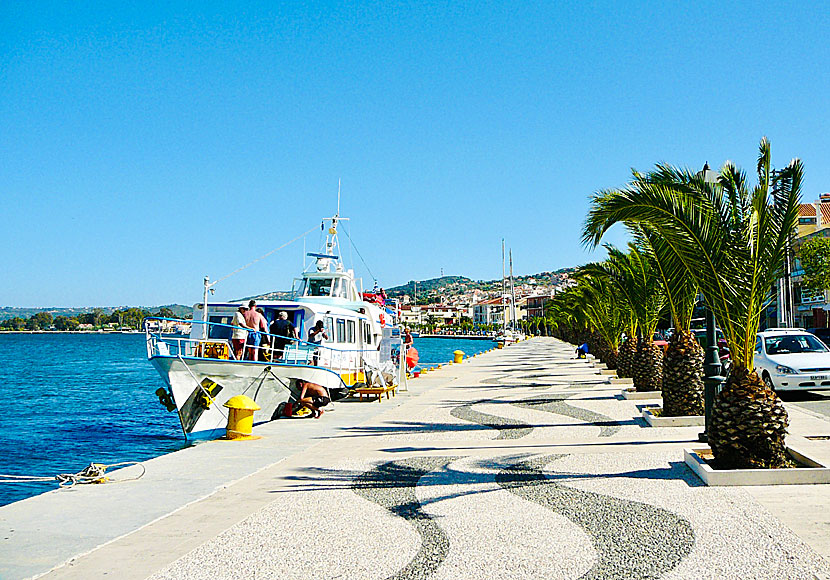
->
[332,278,346,298]
[208,316,232,340]
[363,322,372,345]
[324,317,334,343]
[306,278,333,297]
[347,320,355,343]
[336,318,346,343]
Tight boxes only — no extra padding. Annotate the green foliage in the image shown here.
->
[581,244,665,339]
[583,137,802,369]
[796,236,830,292]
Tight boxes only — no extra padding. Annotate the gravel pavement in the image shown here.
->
[43,338,830,579]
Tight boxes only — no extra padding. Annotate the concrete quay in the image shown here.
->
[3,338,830,579]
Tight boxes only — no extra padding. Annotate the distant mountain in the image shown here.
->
[0,304,192,322]
[384,269,576,304]
[243,290,293,301]
[237,267,578,306]
[387,276,474,297]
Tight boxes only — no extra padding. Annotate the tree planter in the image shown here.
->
[684,447,830,486]
[621,387,660,399]
[642,407,704,427]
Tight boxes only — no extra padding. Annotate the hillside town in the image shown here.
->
[387,270,578,333]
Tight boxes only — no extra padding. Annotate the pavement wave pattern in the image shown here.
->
[449,400,533,439]
[497,455,695,580]
[352,457,454,580]
[510,396,622,437]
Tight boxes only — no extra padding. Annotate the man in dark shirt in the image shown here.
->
[269,311,297,360]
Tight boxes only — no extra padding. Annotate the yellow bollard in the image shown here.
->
[497,342,504,349]
[453,350,465,364]
[223,395,262,440]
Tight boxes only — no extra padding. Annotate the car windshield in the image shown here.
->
[764,335,828,355]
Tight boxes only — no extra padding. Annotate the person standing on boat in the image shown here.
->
[256,307,270,361]
[270,311,298,360]
[232,305,249,360]
[308,319,328,365]
[244,300,267,360]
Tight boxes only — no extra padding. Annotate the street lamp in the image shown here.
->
[696,163,726,443]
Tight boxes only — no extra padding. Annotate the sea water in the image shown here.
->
[0,333,494,506]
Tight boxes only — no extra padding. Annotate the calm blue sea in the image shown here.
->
[0,333,493,506]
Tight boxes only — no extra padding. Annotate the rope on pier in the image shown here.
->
[0,461,146,487]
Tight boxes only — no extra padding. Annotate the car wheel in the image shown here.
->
[762,372,775,391]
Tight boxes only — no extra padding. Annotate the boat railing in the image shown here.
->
[143,317,390,382]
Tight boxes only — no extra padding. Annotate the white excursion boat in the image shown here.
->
[144,214,406,439]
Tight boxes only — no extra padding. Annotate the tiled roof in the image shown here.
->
[821,203,830,225]
[476,297,505,306]
[799,204,816,217]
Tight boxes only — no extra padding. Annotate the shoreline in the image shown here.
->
[418,334,497,340]
[0,330,145,334]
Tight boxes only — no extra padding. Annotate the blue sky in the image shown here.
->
[2,2,829,307]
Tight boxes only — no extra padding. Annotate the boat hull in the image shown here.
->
[150,356,347,439]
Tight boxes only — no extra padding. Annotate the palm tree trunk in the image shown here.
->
[617,337,636,378]
[633,337,663,392]
[661,330,704,416]
[709,366,789,469]
[603,346,619,370]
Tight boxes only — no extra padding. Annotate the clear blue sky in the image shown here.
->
[3,2,829,307]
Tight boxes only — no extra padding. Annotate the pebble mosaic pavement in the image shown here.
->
[147,339,830,580]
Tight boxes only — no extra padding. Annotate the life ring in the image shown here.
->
[379,313,386,326]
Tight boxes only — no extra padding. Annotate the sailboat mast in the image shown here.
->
[502,239,507,333]
[509,249,517,330]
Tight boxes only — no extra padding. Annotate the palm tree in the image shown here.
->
[582,245,666,391]
[571,273,627,370]
[586,222,704,416]
[582,138,801,469]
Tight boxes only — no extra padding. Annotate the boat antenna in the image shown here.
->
[337,178,341,218]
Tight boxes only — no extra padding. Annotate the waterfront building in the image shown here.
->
[787,195,830,329]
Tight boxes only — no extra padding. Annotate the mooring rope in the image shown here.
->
[0,461,146,487]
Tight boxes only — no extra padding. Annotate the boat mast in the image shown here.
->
[509,249,517,331]
[202,276,216,339]
[502,239,507,334]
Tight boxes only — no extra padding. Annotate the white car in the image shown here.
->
[754,328,830,392]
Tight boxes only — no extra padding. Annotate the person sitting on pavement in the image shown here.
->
[270,311,298,360]
[296,379,330,418]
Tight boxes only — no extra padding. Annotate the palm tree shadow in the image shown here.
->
[269,454,704,500]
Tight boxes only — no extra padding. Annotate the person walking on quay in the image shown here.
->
[270,311,298,360]
[308,320,328,366]
[403,327,414,351]
[231,305,249,360]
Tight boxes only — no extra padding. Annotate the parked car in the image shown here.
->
[807,327,830,346]
[754,328,830,392]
